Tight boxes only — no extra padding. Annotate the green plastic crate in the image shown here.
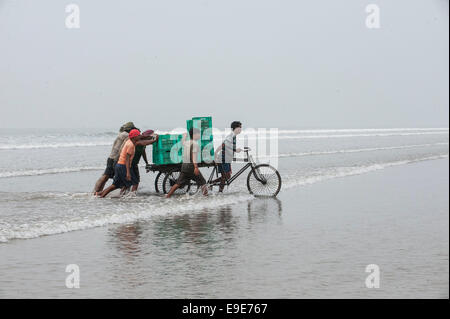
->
[199,140,215,163]
[152,134,183,164]
[186,116,214,163]
[187,117,213,141]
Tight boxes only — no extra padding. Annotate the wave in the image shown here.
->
[0,166,104,178]
[282,154,449,189]
[0,191,89,202]
[0,193,255,242]
[254,131,449,140]
[159,127,449,134]
[1,143,448,178]
[1,128,447,150]
[0,141,112,150]
[271,128,449,134]
[255,142,449,159]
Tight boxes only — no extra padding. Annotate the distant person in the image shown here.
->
[131,129,158,192]
[166,128,208,198]
[99,129,141,198]
[213,121,243,192]
[94,121,136,195]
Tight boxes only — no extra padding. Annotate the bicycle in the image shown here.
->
[162,147,282,197]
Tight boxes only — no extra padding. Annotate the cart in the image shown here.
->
[146,162,216,195]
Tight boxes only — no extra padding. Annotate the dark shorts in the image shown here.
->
[218,163,232,174]
[131,164,140,184]
[176,171,206,187]
[113,164,138,188]
[104,158,116,178]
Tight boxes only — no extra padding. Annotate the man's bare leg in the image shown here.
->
[219,172,231,192]
[120,186,130,196]
[99,184,117,198]
[201,185,208,196]
[131,184,139,192]
[166,184,180,198]
[94,174,109,194]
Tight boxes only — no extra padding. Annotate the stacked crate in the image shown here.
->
[152,134,183,164]
[186,116,214,163]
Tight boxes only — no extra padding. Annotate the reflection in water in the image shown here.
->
[108,223,146,289]
[106,197,284,293]
[110,198,284,258]
[217,206,235,236]
[113,223,143,258]
[150,207,239,253]
[247,197,283,224]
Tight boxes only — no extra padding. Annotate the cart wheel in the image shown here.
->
[154,172,164,193]
[162,170,191,194]
[187,181,200,195]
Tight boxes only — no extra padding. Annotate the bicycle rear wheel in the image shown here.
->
[162,170,191,194]
[247,164,281,197]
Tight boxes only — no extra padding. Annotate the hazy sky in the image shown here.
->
[0,0,448,129]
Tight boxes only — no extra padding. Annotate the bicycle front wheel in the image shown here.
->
[247,164,281,197]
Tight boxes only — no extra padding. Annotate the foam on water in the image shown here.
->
[0,127,448,243]
[282,154,449,189]
[1,143,447,178]
[0,166,104,178]
[0,141,112,150]
[259,142,449,159]
[161,127,449,134]
[252,131,449,140]
[0,193,255,242]
[0,128,447,150]
[0,153,447,243]
[265,128,449,134]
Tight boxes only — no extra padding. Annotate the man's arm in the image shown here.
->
[192,142,201,175]
[214,143,224,162]
[215,143,224,155]
[136,134,159,146]
[117,138,129,158]
[142,147,149,165]
[192,149,199,175]
[181,132,187,143]
[125,153,131,180]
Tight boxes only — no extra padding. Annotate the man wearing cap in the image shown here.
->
[93,122,136,195]
[99,129,159,197]
[99,129,141,198]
